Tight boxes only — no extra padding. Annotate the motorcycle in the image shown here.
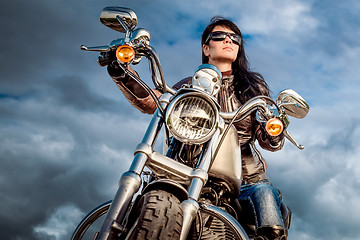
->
[72,6,309,240]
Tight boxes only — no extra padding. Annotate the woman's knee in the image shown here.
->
[252,184,282,206]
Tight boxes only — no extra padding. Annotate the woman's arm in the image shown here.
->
[107,61,162,114]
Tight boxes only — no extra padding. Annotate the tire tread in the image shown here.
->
[128,190,182,240]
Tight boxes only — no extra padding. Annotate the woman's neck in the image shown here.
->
[208,60,232,73]
[222,70,233,76]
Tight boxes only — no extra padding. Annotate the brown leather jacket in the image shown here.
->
[111,72,284,184]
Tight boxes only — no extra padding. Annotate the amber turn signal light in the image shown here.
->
[116,45,135,63]
[265,118,284,136]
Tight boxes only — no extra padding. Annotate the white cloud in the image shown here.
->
[34,205,84,239]
[238,0,318,36]
[189,0,318,36]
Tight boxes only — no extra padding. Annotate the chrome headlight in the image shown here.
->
[166,92,219,144]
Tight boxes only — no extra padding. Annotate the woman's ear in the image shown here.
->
[202,44,210,57]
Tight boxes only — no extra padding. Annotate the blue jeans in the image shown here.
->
[238,180,284,228]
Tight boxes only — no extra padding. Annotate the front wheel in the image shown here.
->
[71,201,111,240]
[124,189,183,240]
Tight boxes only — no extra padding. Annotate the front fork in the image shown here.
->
[95,92,224,240]
[179,129,221,240]
[95,94,171,240]
[179,127,250,240]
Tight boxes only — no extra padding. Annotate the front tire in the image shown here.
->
[125,189,183,240]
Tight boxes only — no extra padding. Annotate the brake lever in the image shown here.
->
[283,129,304,150]
[80,45,111,52]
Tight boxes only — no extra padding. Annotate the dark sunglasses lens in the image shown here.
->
[210,32,226,41]
[230,35,241,45]
[226,34,240,45]
[210,32,241,45]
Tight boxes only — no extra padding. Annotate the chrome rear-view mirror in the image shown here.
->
[276,89,309,119]
[100,7,137,33]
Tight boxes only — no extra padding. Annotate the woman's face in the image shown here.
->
[202,25,240,70]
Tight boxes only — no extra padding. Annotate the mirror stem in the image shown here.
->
[116,16,131,43]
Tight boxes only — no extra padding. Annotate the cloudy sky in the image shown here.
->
[1,0,360,239]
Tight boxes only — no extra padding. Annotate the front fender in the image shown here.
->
[142,179,188,202]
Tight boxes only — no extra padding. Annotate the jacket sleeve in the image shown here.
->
[108,63,162,114]
[254,121,285,152]
[114,80,162,114]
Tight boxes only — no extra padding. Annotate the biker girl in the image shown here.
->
[107,17,288,240]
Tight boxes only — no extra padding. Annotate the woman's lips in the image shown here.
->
[223,46,233,51]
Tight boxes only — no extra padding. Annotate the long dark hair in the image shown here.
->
[202,17,270,103]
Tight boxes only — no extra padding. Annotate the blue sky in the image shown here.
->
[1,0,360,239]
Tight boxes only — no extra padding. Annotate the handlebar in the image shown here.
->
[81,40,176,95]
[219,98,272,121]
[219,96,304,150]
[144,45,176,95]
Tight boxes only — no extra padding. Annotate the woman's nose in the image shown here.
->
[224,36,233,44]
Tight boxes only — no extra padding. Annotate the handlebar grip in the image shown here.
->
[97,51,116,67]
[98,56,114,67]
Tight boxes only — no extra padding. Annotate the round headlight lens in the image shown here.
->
[166,94,218,144]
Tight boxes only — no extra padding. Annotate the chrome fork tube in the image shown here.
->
[96,94,171,240]
[96,172,142,240]
[180,129,221,240]
[129,93,171,175]
[129,108,164,174]
[189,128,220,199]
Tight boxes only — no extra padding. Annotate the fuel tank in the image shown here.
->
[209,125,241,195]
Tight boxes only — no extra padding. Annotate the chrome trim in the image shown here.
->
[96,172,141,240]
[180,199,200,240]
[165,91,219,144]
[80,45,111,52]
[219,98,270,121]
[129,28,151,64]
[179,130,221,239]
[145,45,176,94]
[192,64,222,96]
[135,143,208,185]
[276,89,309,119]
[96,94,171,240]
[129,109,163,174]
[196,128,220,172]
[130,28,151,45]
[187,178,204,201]
[172,87,220,108]
[81,29,149,55]
[194,64,222,81]
[100,7,137,33]
[72,201,112,240]
[200,204,250,240]
[284,129,305,150]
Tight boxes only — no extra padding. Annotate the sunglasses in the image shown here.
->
[205,31,242,45]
